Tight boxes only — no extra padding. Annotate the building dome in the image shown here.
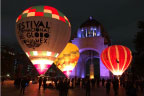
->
[80,16,102,28]
[77,16,111,45]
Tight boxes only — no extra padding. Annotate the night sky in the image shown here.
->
[2,0,144,51]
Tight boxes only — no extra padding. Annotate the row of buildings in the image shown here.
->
[1,45,36,78]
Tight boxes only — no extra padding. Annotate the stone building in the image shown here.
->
[70,17,111,79]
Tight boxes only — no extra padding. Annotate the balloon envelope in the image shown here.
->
[101,45,132,76]
[54,43,80,77]
[16,6,71,75]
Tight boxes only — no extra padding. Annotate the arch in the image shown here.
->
[80,48,100,55]
[85,57,100,78]
[78,50,100,78]
[70,49,110,78]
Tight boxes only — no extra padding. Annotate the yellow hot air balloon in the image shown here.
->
[16,6,71,75]
[54,43,80,77]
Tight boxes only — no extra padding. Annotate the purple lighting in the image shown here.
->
[77,29,82,38]
[71,17,110,79]
[100,60,110,77]
[81,74,84,78]
[97,31,101,36]
[89,16,93,20]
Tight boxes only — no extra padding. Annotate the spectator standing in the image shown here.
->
[20,77,27,95]
[43,77,47,90]
[91,79,95,88]
[71,78,74,88]
[102,78,105,87]
[64,78,69,96]
[85,79,91,96]
[39,77,42,90]
[58,79,64,96]
[112,77,119,96]
[97,78,100,88]
[106,79,111,96]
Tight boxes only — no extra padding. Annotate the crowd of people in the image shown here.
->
[10,75,144,96]
[36,76,144,96]
[14,76,30,95]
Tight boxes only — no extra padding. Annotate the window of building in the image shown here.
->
[80,27,100,38]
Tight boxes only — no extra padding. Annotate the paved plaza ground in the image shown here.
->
[1,80,144,96]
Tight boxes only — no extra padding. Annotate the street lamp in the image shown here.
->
[6,74,10,77]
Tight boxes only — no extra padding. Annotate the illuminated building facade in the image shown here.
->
[70,17,111,78]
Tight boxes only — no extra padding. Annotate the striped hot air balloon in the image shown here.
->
[16,6,71,75]
[54,43,80,77]
[101,45,132,76]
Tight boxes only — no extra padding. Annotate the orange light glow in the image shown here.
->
[90,64,94,79]
[112,70,123,76]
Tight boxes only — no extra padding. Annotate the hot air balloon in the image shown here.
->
[16,5,71,75]
[54,43,80,77]
[101,45,132,76]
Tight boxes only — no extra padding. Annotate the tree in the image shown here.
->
[133,21,144,77]
[134,21,144,54]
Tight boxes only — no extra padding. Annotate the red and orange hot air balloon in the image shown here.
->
[101,45,132,76]
[16,5,71,75]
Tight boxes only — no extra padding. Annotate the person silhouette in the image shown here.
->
[85,78,91,96]
[112,77,119,96]
[43,77,47,90]
[58,79,64,96]
[39,77,42,90]
[20,77,27,95]
[106,79,111,96]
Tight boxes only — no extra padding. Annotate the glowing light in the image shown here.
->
[90,64,94,79]
[30,80,32,83]
[6,74,10,77]
[26,52,29,57]
[25,51,59,75]
[113,70,123,76]
[55,53,59,57]
[81,28,84,31]
[32,59,53,75]
[101,45,132,76]
[33,51,38,56]
[32,59,53,65]
[97,31,101,36]
[63,68,73,77]
[47,52,52,56]
[81,74,85,78]
[89,16,93,20]
[86,29,88,37]
[79,27,100,38]
[90,75,94,79]
[63,65,73,71]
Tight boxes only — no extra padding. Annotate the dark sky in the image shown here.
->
[2,0,144,51]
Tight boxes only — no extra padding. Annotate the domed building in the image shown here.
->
[70,17,111,79]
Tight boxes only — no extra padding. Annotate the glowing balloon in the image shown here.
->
[16,6,71,75]
[101,45,132,76]
[54,43,80,77]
